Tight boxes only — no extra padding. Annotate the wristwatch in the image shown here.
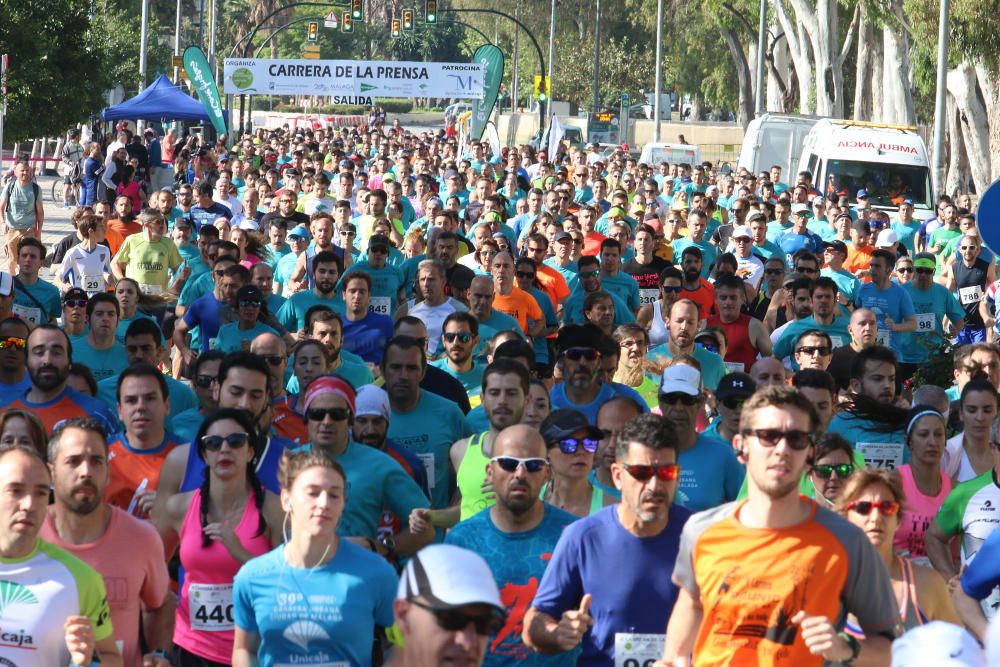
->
[150,649,172,665]
[837,631,860,664]
[378,533,396,558]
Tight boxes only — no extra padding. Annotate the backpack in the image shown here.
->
[2,179,41,205]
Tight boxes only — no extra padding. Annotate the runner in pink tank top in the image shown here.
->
[894,408,952,560]
[894,464,952,559]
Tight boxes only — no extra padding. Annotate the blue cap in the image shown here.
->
[902,198,914,206]
[288,224,311,240]
[857,188,869,199]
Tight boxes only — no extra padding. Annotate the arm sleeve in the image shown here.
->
[66,557,115,642]
[530,524,584,618]
[672,520,700,596]
[232,569,259,633]
[962,528,1000,599]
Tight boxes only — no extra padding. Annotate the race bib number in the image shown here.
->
[724,361,745,373]
[875,329,891,347]
[189,583,234,632]
[11,303,41,325]
[369,296,391,315]
[856,442,904,470]
[639,288,659,306]
[960,285,984,305]
[614,633,664,667]
[417,452,436,489]
[916,313,936,333]
[83,274,105,294]
[140,283,164,296]
[829,335,845,348]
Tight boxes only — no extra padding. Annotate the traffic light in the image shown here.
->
[342,11,353,32]
[402,9,414,30]
[391,18,401,37]
[425,0,437,23]
[351,0,363,20]
[307,21,319,42]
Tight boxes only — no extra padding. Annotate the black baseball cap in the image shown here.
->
[539,409,603,444]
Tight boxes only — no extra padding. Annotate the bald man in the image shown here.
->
[445,424,576,664]
[830,307,878,392]
[594,396,644,500]
[749,356,786,390]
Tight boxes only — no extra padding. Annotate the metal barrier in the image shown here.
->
[698,143,742,167]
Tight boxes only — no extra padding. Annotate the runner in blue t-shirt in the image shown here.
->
[854,248,917,356]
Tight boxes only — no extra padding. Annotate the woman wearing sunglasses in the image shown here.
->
[539,410,616,518]
[233,448,399,667]
[157,409,284,667]
[894,407,951,561]
[837,468,959,635]
[214,285,279,353]
[806,433,856,508]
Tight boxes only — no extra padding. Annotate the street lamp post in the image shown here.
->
[652,0,663,140]
[592,0,601,112]
[547,0,555,122]
[754,0,766,114]
[931,0,950,193]
[174,0,183,84]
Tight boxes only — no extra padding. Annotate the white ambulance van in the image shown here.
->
[738,113,819,178]
[796,119,935,221]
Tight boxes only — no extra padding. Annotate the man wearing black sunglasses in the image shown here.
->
[527,414,690,666]
[430,312,483,397]
[661,386,899,666]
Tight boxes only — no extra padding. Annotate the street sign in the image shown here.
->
[978,178,1000,256]
[324,11,338,28]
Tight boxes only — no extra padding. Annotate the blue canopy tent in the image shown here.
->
[100,74,228,124]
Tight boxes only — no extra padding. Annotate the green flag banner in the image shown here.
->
[470,44,504,142]
[183,46,227,137]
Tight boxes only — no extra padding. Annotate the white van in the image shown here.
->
[797,119,935,221]
[738,113,819,178]
[639,142,701,167]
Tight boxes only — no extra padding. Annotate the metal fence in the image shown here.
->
[698,143,742,168]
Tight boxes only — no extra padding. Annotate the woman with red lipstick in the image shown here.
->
[156,408,284,667]
[838,468,959,634]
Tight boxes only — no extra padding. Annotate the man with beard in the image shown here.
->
[765,275,813,347]
[658,364,744,511]
[678,246,715,323]
[0,324,115,434]
[0,442,121,667]
[174,262,247,370]
[659,387,898,666]
[249,332,307,446]
[648,300,727,391]
[525,414,692,667]
[435,230,477,297]
[384,335,469,509]
[354,384,430,552]
[550,324,650,422]
[706,274,772,373]
[104,363,185,516]
[40,418,173,667]
[447,423,577,667]
[826,345,908,469]
[430,312,484,398]
[301,310,374,390]
[854,248,917,358]
[276,250,345,333]
[0,316,30,392]
[288,212,345,291]
[411,359,529,533]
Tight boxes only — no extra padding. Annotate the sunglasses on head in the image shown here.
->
[812,463,853,479]
[845,500,900,516]
[557,437,599,455]
[563,347,600,362]
[621,463,681,483]
[491,456,548,473]
[200,432,250,451]
[742,428,813,450]
[409,599,505,636]
[306,407,351,422]
[64,299,88,308]
[0,337,25,351]
[442,331,473,344]
[659,392,699,406]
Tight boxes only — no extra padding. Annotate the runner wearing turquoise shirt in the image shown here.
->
[12,269,62,326]
[233,542,397,667]
[765,208,793,242]
[430,311,485,398]
[339,257,405,317]
[854,249,917,355]
[648,339,728,391]
[900,264,965,364]
[598,240,641,311]
[214,320,279,353]
[892,204,922,255]
[472,307,524,360]
[544,255,579,294]
[672,230,716,280]
[276,290,345,332]
[773,279,852,361]
[775,209,824,269]
[384,339,469,508]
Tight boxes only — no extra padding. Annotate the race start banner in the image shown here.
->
[223,58,485,100]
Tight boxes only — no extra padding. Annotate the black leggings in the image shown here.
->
[174,646,230,667]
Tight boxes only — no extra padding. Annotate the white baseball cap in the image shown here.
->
[732,225,752,240]
[892,621,984,666]
[660,364,702,397]
[876,229,899,248]
[398,545,504,615]
[355,385,390,420]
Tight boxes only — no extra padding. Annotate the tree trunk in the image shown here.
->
[722,28,755,129]
[870,33,884,121]
[947,63,991,194]
[854,6,875,121]
[880,18,915,125]
[811,0,838,116]
[767,35,791,112]
[771,0,814,113]
[975,65,1000,182]
[945,97,964,197]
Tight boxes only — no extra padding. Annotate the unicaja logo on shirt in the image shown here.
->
[283,620,330,651]
[0,581,38,617]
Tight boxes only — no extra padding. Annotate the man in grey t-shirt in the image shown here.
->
[0,160,43,272]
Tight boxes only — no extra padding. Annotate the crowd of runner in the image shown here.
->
[0,118,999,666]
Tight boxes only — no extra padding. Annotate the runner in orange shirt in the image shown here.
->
[490,252,544,337]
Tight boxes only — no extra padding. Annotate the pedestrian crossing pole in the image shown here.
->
[0,55,7,173]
